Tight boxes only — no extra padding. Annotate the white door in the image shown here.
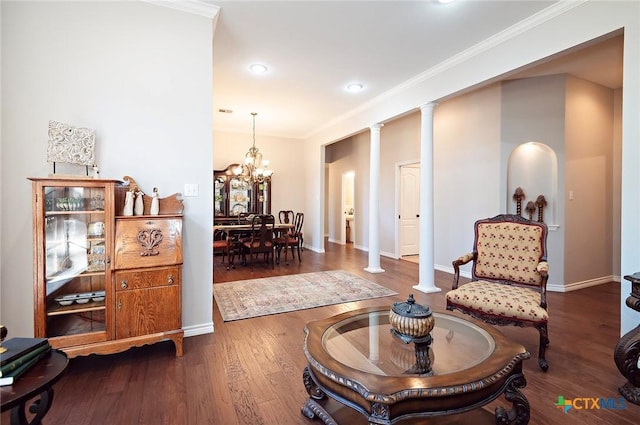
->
[400,165,420,256]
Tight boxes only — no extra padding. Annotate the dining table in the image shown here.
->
[213,222,294,268]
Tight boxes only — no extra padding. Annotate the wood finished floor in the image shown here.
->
[4,241,639,424]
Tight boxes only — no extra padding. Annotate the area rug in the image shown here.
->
[214,270,397,322]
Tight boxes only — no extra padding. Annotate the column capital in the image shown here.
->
[419,102,438,113]
[370,123,384,131]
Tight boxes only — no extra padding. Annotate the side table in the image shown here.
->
[1,350,68,425]
[614,272,640,405]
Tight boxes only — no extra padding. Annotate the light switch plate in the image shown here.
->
[184,183,199,197]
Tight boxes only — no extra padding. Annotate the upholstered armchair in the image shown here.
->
[445,214,550,371]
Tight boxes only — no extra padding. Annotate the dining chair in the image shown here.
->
[213,229,230,269]
[275,212,304,265]
[241,214,276,270]
[278,210,294,225]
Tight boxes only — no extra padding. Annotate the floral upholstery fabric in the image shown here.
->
[446,281,548,324]
[473,221,544,287]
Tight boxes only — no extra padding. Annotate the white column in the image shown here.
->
[413,103,441,293]
[365,123,385,273]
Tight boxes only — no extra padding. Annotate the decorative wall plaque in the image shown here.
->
[47,120,96,166]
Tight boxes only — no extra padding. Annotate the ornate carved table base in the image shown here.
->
[301,366,530,425]
[614,273,640,405]
[9,388,54,425]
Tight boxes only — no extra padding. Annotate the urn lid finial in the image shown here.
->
[391,294,432,318]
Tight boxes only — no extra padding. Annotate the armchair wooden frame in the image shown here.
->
[445,214,550,371]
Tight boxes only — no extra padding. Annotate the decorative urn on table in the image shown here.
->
[389,294,435,374]
[390,294,435,343]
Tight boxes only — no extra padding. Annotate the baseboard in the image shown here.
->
[381,250,397,259]
[303,243,325,253]
[183,322,214,338]
[548,275,621,293]
[432,266,621,293]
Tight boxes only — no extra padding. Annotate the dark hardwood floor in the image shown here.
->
[4,241,638,424]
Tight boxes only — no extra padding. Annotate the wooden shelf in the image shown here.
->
[45,210,105,216]
[47,300,106,316]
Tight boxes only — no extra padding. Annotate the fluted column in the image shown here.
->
[365,123,385,273]
[413,103,440,293]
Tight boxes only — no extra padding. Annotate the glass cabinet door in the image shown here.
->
[228,176,253,216]
[214,176,227,217]
[43,184,107,337]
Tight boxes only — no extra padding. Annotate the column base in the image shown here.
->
[364,267,385,274]
[412,283,442,294]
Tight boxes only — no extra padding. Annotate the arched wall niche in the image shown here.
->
[507,142,558,226]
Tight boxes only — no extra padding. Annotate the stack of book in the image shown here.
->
[0,337,51,386]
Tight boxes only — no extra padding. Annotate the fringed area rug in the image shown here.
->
[214,270,397,321]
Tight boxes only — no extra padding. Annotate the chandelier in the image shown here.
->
[234,112,273,183]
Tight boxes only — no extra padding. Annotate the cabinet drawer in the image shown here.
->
[114,218,182,269]
[115,267,180,291]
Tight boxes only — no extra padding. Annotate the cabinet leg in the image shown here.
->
[168,332,184,357]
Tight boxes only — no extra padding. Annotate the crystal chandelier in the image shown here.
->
[234,112,273,183]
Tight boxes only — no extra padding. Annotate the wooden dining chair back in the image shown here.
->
[241,214,276,270]
[293,212,304,248]
[278,210,294,224]
[276,212,304,265]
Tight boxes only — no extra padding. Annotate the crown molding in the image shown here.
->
[306,0,587,140]
[142,0,220,19]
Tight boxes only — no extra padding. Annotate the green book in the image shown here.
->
[0,347,51,386]
[0,342,52,376]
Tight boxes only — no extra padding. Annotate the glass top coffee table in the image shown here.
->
[301,306,530,425]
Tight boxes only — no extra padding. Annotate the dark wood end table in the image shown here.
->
[301,307,531,425]
[1,350,69,425]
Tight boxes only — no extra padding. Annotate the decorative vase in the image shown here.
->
[150,187,159,215]
[389,294,435,342]
[123,191,134,216]
[134,191,144,215]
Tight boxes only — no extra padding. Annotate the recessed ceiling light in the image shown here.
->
[346,83,364,93]
[249,63,268,74]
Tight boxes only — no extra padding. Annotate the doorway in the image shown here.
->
[399,163,420,259]
[341,172,355,245]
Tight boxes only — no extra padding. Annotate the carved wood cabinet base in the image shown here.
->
[56,330,184,358]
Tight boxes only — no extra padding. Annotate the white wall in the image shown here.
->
[1,2,214,337]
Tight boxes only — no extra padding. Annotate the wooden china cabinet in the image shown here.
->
[29,176,184,358]
[214,163,271,222]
